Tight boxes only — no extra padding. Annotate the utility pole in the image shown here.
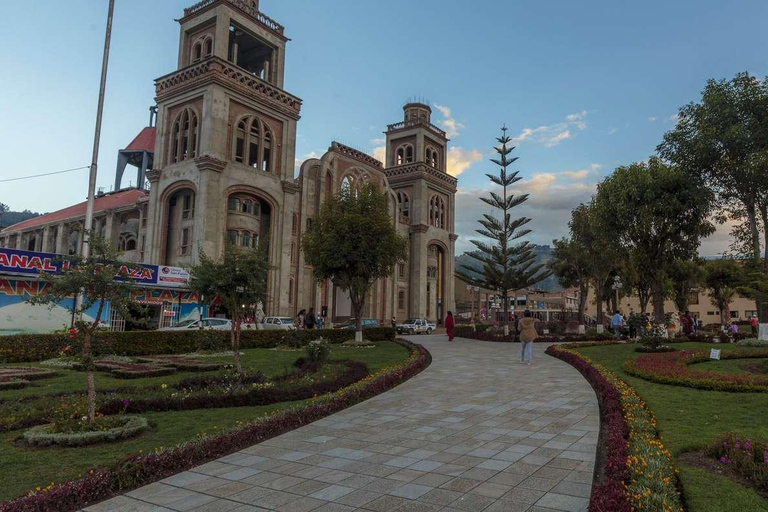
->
[82,0,115,259]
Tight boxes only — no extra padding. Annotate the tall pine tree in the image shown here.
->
[457,126,550,333]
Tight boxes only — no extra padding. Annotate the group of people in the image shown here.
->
[296,308,323,330]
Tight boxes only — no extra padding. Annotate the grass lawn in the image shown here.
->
[0,341,410,502]
[575,342,768,512]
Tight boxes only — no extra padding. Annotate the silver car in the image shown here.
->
[261,316,297,330]
[396,318,435,335]
[159,318,232,331]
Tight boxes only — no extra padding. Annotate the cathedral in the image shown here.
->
[0,0,457,325]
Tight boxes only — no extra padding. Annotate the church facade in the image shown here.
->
[0,0,457,325]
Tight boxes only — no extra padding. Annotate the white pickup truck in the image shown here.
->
[396,318,436,335]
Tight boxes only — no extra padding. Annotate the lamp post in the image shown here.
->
[611,276,623,312]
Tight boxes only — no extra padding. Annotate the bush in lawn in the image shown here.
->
[737,338,768,347]
[706,432,768,493]
[305,339,331,363]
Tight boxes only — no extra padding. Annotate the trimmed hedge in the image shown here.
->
[1,338,430,512]
[22,416,149,448]
[0,327,397,363]
[452,326,615,343]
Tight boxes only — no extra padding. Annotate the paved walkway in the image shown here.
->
[86,336,599,512]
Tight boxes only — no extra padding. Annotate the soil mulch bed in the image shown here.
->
[740,362,768,375]
[679,450,768,502]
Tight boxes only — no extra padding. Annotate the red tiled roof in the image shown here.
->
[2,189,148,233]
[125,127,156,152]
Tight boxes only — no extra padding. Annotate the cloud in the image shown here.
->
[447,147,482,177]
[664,113,681,125]
[372,145,386,164]
[647,116,658,122]
[433,103,464,138]
[510,111,588,147]
[561,170,589,180]
[454,176,597,254]
[370,137,385,146]
[608,127,618,135]
[590,163,602,171]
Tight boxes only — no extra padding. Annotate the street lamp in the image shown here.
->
[611,276,623,312]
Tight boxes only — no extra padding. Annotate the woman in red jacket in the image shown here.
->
[445,311,455,341]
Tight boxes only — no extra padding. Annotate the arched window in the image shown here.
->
[426,147,439,168]
[228,196,240,211]
[192,42,202,63]
[325,172,333,202]
[242,199,253,214]
[169,108,198,164]
[395,144,414,165]
[227,230,238,245]
[429,195,445,229]
[126,239,137,251]
[397,191,410,219]
[204,37,213,57]
[398,290,405,311]
[341,176,352,194]
[233,116,274,173]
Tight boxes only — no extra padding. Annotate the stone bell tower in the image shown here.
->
[384,103,457,322]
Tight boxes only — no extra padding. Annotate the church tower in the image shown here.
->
[143,0,302,314]
[384,103,457,322]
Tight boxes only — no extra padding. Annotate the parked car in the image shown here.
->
[335,318,380,330]
[396,318,435,335]
[159,318,232,331]
[261,316,297,330]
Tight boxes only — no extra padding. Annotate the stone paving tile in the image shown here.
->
[86,337,597,512]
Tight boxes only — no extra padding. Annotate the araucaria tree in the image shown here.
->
[26,234,137,423]
[302,182,407,342]
[189,244,270,374]
[595,157,714,321]
[457,127,550,333]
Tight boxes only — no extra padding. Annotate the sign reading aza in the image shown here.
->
[0,248,190,289]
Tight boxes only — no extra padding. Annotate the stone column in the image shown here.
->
[14,232,22,250]
[410,225,428,318]
[55,223,66,254]
[41,226,50,252]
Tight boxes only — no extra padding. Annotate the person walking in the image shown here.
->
[305,308,316,330]
[518,310,537,365]
[750,314,758,336]
[445,311,455,341]
[611,310,623,338]
[681,311,694,336]
[297,309,306,330]
[316,314,323,330]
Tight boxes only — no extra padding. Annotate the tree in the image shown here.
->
[667,258,705,313]
[457,127,550,334]
[189,244,270,374]
[0,202,6,229]
[704,259,742,327]
[595,157,715,321]
[568,201,619,326]
[26,234,137,423]
[658,72,768,316]
[302,182,407,341]
[549,237,590,325]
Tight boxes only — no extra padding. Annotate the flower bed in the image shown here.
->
[97,360,369,415]
[134,356,225,372]
[22,416,149,448]
[546,342,683,512]
[0,338,430,512]
[706,432,768,493]
[0,368,57,391]
[624,349,768,392]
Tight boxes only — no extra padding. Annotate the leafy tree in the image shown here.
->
[658,72,768,316]
[189,244,270,374]
[704,259,742,327]
[622,248,653,314]
[549,237,591,324]
[457,127,550,333]
[26,234,137,423]
[302,182,407,341]
[568,201,619,326]
[595,157,715,321]
[667,258,705,313]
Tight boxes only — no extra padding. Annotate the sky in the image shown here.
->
[1,0,767,256]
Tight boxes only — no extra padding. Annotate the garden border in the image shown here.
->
[0,338,431,512]
[22,416,149,448]
[625,348,768,392]
[546,342,683,512]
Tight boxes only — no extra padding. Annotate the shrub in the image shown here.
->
[305,339,331,362]
[22,416,149,447]
[706,432,768,493]
[737,338,768,347]
[546,342,683,512]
